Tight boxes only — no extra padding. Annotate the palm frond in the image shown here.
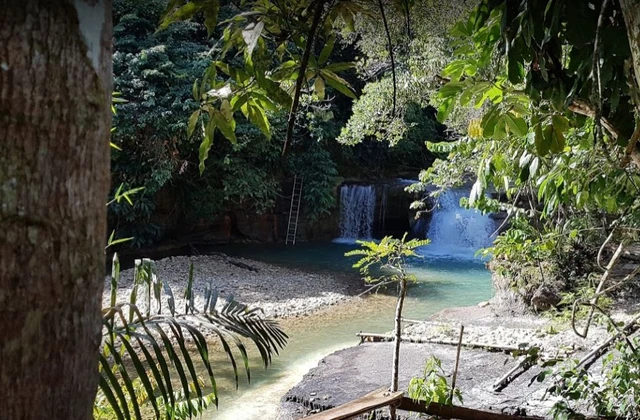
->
[95,255,288,420]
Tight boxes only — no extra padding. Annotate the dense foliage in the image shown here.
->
[156,0,640,418]
[110,0,442,248]
[96,255,286,419]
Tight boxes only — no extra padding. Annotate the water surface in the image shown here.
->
[202,242,492,419]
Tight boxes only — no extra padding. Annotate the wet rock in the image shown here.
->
[531,286,561,312]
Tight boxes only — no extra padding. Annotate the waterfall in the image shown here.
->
[336,185,376,242]
[421,190,494,259]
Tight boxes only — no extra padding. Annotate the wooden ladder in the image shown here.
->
[286,175,303,245]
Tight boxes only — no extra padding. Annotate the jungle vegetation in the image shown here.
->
[2,0,640,419]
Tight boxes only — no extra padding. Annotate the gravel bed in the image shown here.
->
[103,253,357,319]
[402,303,632,358]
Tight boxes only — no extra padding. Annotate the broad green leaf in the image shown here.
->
[324,62,356,72]
[192,79,199,101]
[270,61,298,80]
[504,113,528,137]
[211,110,237,144]
[319,35,336,64]
[187,110,200,139]
[314,76,325,100]
[481,106,500,136]
[437,81,464,99]
[493,116,507,140]
[436,98,454,123]
[442,60,465,81]
[243,101,271,139]
[203,1,220,36]
[545,122,566,154]
[321,70,356,99]
[534,123,550,156]
[259,78,293,108]
[199,122,214,174]
[220,99,233,120]
[160,2,200,30]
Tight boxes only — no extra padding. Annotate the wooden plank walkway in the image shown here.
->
[304,387,402,420]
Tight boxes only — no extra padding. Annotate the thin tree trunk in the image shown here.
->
[0,1,112,419]
[389,278,407,420]
[391,279,407,392]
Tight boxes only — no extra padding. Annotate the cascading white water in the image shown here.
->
[422,190,495,259]
[336,185,376,242]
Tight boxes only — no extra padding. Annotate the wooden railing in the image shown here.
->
[304,387,547,420]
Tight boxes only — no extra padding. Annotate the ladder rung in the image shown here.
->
[287,176,303,245]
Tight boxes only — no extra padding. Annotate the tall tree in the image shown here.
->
[0,1,112,419]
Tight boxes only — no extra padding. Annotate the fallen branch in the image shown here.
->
[572,241,625,338]
[576,311,640,372]
[356,332,522,353]
[492,356,534,392]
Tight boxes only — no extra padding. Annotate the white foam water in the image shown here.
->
[419,190,495,260]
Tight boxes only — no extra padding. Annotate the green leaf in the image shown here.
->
[437,81,464,99]
[320,70,356,99]
[534,123,550,156]
[481,106,500,137]
[203,1,220,36]
[545,121,566,153]
[211,110,237,143]
[259,78,293,108]
[188,110,200,139]
[319,35,336,64]
[160,2,200,30]
[324,62,355,72]
[192,79,199,101]
[109,142,122,151]
[437,98,455,123]
[314,76,325,100]
[504,113,528,137]
[199,122,214,175]
[243,101,271,139]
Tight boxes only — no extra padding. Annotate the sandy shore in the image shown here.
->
[103,253,361,319]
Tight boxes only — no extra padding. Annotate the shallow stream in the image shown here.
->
[201,242,493,419]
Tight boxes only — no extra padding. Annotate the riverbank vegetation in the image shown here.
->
[96,255,287,419]
[3,0,640,419]
[109,0,447,249]
[152,0,640,418]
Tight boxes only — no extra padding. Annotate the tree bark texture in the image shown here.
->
[388,279,407,420]
[0,1,111,419]
[620,0,640,98]
[391,279,407,391]
[619,0,640,167]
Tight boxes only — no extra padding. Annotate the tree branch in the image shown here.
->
[282,0,326,156]
[377,0,397,117]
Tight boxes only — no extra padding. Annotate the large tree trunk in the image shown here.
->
[0,1,112,419]
[619,0,640,167]
[620,0,640,96]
